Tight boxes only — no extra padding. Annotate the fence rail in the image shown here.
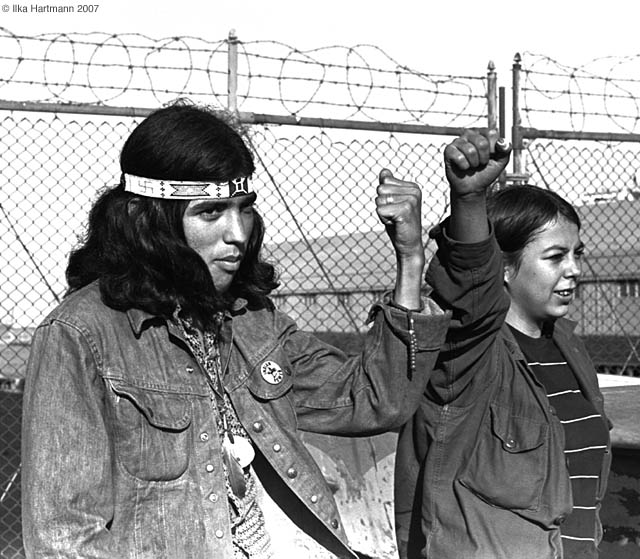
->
[0,28,492,126]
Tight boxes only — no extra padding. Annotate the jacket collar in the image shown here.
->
[125,297,249,336]
[501,323,526,361]
[126,307,156,336]
[503,317,601,406]
[551,318,602,404]
[502,318,578,355]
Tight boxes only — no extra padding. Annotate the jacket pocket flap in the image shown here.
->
[109,381,191,430]
[490,403,547,453]
[246,354,293,400]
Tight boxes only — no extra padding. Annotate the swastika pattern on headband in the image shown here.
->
[124,174,251,200]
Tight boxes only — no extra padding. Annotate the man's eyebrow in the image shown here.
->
[190,195,255,211]
[190,200,228,210]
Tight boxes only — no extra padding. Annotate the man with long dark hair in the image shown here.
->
[21,103,448,558]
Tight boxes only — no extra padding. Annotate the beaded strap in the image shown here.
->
[407,310,417,373]
[386,298,420,375]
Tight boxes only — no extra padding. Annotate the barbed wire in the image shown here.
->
[520,52,640,134]
[6,33,640,134]
[0,28,488,126]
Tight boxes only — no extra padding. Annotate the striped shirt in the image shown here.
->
[510,326,608,559]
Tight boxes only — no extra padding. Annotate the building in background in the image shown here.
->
[269,198,640,376]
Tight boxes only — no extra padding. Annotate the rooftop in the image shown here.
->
[267,198,640,293]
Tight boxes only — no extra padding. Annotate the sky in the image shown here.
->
[0,0,638,78]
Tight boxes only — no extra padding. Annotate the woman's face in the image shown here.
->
[182,195,255,294]
[505,216,583,337]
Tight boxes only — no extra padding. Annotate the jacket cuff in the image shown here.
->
[368,292,449,352]
[429,218,497,271]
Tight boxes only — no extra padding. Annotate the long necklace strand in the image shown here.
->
[177,313,272,559]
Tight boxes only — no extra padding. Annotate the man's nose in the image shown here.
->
[223,210,249,244]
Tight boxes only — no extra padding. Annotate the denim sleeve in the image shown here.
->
[22,319,119,558]
[276,296,450,435]
[424,220,511,404]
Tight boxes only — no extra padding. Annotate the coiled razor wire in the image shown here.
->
[0,28,488,127]
[521,52,640,134]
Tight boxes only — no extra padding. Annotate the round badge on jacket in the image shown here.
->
[260,361,284,384]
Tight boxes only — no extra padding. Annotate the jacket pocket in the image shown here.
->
[108,380,192,482]
[459,402,549,511]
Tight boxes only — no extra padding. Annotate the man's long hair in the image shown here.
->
[66,104,279,328]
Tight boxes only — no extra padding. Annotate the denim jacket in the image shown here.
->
[22,281,448,559]
[395,225,611,559]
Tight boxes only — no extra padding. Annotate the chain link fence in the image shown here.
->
[254,126,448,332]
[514,43,640,375]
[3,37,640,558]
[1,387,22,559]
[521,139,640,375]
[0,112,450,342]
[0,109,452,558]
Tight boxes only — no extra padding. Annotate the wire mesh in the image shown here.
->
[0,111,450,558]
[0,111,451,381]
[0,386,23,559]
[2,34,640,558]
[524,139,640,376]
[252,126,448,332]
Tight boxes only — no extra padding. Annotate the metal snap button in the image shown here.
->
[273,443,282,452]
[252,421,264,433]
[286,467,298,479]
[200,432,209,442]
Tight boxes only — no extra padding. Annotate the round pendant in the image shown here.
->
[231,436,255,468]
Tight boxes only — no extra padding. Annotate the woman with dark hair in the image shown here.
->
[394,130,610,559]
[21,103,449,559]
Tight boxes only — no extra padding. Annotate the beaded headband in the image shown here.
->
[123,173,251,200]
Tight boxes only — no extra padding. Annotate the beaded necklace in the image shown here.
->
[176,312,272,558]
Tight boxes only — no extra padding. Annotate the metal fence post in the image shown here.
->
[511,52,523,177]
[498,85,507,189]
[487,60,497,131]
[227,29,239,113]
